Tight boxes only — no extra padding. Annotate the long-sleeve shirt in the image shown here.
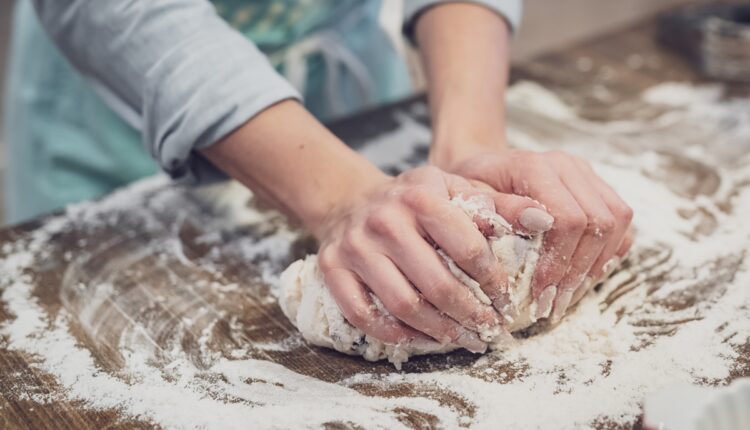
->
[30,0,522,183]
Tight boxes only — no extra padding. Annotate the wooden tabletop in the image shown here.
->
[1,15,749,430]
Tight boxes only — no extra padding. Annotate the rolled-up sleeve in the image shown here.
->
[31,0,301,184]
[403,0,523,42]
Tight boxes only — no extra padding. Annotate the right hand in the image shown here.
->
[312,166,549,351]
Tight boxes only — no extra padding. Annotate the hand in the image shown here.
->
[446,149,634,323]
[314,166,551,350]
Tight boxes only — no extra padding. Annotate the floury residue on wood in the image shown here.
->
[0,81,749,429]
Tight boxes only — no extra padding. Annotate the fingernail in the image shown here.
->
[456,331,487,353]
[572,276,594,304]
[535,285,557,320]
[519,208,555,233]
[551,289,573,323]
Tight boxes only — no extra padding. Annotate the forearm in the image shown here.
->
[201,100,387,236]
[415,3,512,169]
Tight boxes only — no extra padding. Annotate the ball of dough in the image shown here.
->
[278,196,594,368]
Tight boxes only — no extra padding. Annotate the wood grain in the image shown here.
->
[1,16,748,430]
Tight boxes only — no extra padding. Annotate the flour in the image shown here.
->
[0,81,749,429]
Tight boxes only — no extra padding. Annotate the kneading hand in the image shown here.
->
[313,166,553,349]
[412,0,633,323]
[447,150,634,322]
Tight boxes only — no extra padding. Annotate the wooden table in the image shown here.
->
[1,16,749,430]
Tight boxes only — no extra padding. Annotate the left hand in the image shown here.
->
[438,148,634,323]
[413,1,632,323]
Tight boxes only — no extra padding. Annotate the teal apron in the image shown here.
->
[3,0,412,223]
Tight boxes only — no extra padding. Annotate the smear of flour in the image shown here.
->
[1,81,749,429]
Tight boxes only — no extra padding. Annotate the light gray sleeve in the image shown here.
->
[403,0,523,41]
[31,0,301,184]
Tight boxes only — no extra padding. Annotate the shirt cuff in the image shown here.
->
[403,0,523,43]
[144,27,301,185]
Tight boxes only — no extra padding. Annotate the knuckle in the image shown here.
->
[345,304,372,329]
[474,308,497,327]
[400,186,432,212]
[547,150,572,163]
[555,209,587,232]
[587,215,616,237]
[612,202,634,223]
[366,206,400,238]
[341,229,367,256]
[524,151,544,164]
[419,165,442,177]
[431,274,462,305]
[456,240,488,265]
[402,165,439,183]
[317,246,337,271]
[389,294,421,318]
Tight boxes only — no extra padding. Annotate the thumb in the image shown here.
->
[491,192,554,234]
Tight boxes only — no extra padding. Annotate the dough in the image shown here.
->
[278,196,560,368]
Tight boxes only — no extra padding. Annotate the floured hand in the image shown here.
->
[280,192,564,367]
[312,166,553,351]
[446,149,634,323]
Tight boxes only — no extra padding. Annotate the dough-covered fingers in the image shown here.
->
[444,150,635,321]
[586,202,633,280]
[312,165,539,351]
[323,267,418,345]
[616,226,634,258]
[570,225,635,307]
[403,187,507,300]
[550,162,618,322]
[373,226,501,332]
[357,253,487,352]
[525,174,587,318]
[579,160,634,281]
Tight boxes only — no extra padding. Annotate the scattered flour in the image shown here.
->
[0,81,749,429]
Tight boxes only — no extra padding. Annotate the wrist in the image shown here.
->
[430,121,508,170]
[427,85,509,170]
[201,100,389,237]
[303,165,390,239]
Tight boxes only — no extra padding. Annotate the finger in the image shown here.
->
[580,162,634,280]
[438,176,553,236]
[522,169,587,318]
[356,253,487,353]
[550,167,617,323]
[402,187,507,299]
[491,192,554,234]
[570,225,635,306]
[373,226,501,332]
[447,188,503,237]
[324,268,419,345]
[616,226,634,258]
[364,197,506,315]
[570,275,595,307]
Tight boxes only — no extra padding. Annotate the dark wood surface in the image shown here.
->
[1,15,748,430]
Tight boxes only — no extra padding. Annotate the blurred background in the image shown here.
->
[0,0,718,224]
[1,1,11,221]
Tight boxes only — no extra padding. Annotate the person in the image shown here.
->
[4,1,633,350]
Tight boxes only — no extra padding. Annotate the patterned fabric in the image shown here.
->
[214,0,361,52]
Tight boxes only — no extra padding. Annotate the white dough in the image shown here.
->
[278,196,558,368]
